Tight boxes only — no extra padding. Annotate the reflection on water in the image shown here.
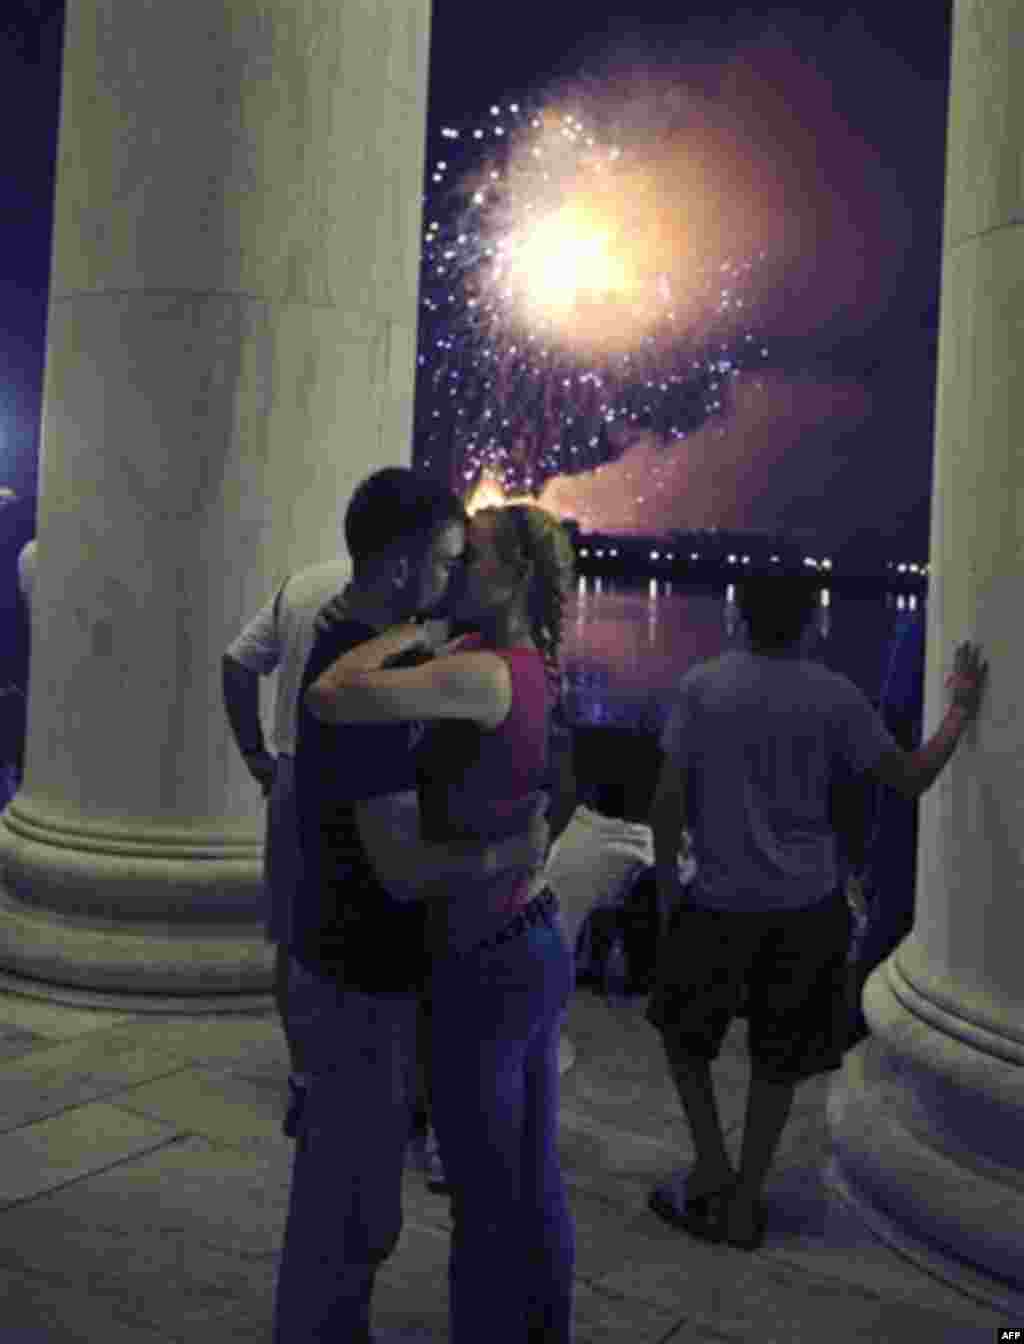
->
[561,578,925,736]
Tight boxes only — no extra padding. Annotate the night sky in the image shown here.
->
[0,1,953,558]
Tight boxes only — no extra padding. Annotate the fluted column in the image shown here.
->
[0,0,432,1008]
[827,0,1024,1313]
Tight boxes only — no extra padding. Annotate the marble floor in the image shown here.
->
[0,977,1014,1343]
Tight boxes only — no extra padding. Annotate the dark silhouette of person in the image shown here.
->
[851,607,926,1034]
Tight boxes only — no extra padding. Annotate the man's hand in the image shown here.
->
[315,588,352,637]
[944,640,988,720]
[244,749,277,798]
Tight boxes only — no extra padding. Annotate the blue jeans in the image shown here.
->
[427,891,577,1344]
[272,961,420,1343]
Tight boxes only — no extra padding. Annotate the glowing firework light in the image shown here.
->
[414,95,769,499]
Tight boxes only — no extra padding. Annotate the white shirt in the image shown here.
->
[544,804,696,951]
[224,559,351,756]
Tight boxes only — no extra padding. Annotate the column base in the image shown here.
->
[827,954,1024,1318]
[0,796,274,1009]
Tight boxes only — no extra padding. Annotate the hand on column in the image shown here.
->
[943,642,988,720]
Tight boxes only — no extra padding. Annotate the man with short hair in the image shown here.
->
[272,468,556,1344]
[647,571,987,1251]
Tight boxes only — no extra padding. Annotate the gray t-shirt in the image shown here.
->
[661,649,898,911]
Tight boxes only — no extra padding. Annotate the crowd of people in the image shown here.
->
[0,471,986,1343]
[218,466,987,1343]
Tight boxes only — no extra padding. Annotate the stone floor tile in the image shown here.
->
[559,1101,701,1167]
[0,1264,171,1343]
[590,1223,758,1323]
[773,1087,833,1164]
[563,997,749,1137]
[82,1013,289,1071]
[111,1066,294,1154]
[766,1160,1008,1328]
[575,1181,738,1297]
[0,1027,190,1132]
[373,1209,452,1340]
[392,1175,686,1341]
[0,1135,289,1339]
[679,1254,998,1343]
[570,1277,686,1343]
[0,1101,180,1205]
[0,1026,49,1064]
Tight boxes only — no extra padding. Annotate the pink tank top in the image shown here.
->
[416,635,553,950]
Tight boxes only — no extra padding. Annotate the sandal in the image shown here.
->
[721,1197,768,1251]
[647,1183,733,1245]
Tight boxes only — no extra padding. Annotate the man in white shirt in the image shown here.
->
[222,558,353,1126]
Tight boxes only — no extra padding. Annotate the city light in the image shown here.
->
[564,532,928,585]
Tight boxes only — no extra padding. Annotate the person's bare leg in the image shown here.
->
[726,1073,797,1238]
[274,942,305,1076]
[663,1038,735,1196]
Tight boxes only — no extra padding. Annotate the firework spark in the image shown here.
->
[414,91,768,501]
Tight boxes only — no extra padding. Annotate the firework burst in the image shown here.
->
[414,92,769,502]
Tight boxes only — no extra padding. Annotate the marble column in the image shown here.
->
[0,0,432,1009]
[827,0,1024,1314]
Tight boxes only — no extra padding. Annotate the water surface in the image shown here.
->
[559,578,925,735]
